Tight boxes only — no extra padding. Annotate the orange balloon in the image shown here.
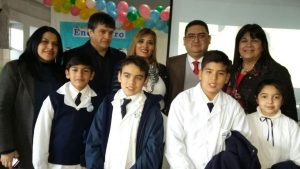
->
[123,20,134,31]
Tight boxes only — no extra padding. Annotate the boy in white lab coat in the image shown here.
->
[165,50,251,169]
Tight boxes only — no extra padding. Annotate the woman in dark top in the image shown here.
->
[225,24,298,121]
[127,28,168,114]
[0,26,65,169]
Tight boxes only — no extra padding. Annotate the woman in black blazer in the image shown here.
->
[225,24,297,121]
[0,26,65,169]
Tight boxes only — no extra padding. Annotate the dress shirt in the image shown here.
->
[105,90,146,169]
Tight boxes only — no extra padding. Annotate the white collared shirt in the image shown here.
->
[187,54,203,72]
[165,83,251,169]
[32,82,97,169]
[247,108,300,169]
[104,90,146,169]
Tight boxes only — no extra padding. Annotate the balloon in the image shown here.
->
[156,20,166,31]
[123,20,134,31]
[76,0,86,9]
[61,0,71,13]
[106,1,116,13]
[127,6,137,13]
[80,8,90,20]
[70,6,80,16]
[127,11,138,21]
[70,0,76,5]
[88,8,97,16]
[160,10,170,21]
[165,6,171,11]
[86,0,96,9]
[96,0,106,10]
[117,1,128,13]
[117,11,127,22]
[150,10,160,22]
[144,19,155,29]
[42,0,51,6]
[163,24,169,33]
[139,4,150,19]
[133,17,144,28]
[156,5,164,12]
[108,10,117,19]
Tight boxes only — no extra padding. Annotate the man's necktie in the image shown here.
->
[192,61,199,75]
[75,92,81,106]
[121,98,132,118]
[207,102,214,112]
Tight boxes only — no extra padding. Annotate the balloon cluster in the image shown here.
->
[42,0,171,33]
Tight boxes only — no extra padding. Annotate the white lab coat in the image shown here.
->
[247,108,300,169]
[165,83,251,169]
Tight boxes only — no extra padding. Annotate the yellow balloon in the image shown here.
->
[80,8,90,20]
[76,0,86,9]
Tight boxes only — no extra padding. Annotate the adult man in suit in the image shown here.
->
[166,20,211,111]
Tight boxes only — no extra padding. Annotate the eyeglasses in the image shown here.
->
[185,33,209,41]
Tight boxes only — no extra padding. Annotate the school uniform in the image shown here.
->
[247,108,300,169]
[32,82,100,169]
[85,90,164,169]
[165,83,251,169]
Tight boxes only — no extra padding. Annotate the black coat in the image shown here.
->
[226,57,298,121]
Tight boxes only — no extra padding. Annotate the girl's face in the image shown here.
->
[135,34,155,60]
[256,85,283,117]
[37,32,58,63]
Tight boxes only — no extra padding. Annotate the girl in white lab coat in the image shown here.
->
[247,79,300,169]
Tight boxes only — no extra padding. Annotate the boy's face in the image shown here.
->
[199,62,230,100]
[65,64,94,91]
[118,63,148,96]
[256,85,283,117]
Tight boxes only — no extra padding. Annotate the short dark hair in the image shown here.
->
[120,56,149,78]
[88,12,115,30]
[255,79,285,101]
[185,20,209,35]
[66,55,94,71]
[201,50,232,72]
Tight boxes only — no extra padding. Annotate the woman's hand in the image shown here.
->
[0,151,19,169]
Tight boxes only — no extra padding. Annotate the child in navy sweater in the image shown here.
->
[33,55,101,169]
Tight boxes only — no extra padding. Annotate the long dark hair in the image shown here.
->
[18,26,63,78]
[232,24,272,72]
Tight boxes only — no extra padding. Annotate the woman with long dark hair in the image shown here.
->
[225,24,297,121]
[0,26,65,169]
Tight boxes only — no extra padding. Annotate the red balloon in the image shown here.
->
[43,0,51,6]
[117,11,127,22]
[160,10,170,21]
[70,6,80,16]
[139,4,151,19]
[117,1,129,13]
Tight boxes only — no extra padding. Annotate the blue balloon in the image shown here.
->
[163,24,169,33]
[150,10,160,22]
[96,0,106,10]
[108,10,117,19]
[106,1,116,13]
[144,19,155,29]
[156,20,166,31]
[127,6,137,13]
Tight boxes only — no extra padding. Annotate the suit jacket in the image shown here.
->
[166,53,187,113]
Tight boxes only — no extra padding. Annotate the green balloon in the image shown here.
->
[70,0,76,5]
[156,5,164,12]
[127,11,138,21]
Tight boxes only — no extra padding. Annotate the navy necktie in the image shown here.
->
[121,98,131,118]
[75,92,81,106]
[207,102,214,112]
